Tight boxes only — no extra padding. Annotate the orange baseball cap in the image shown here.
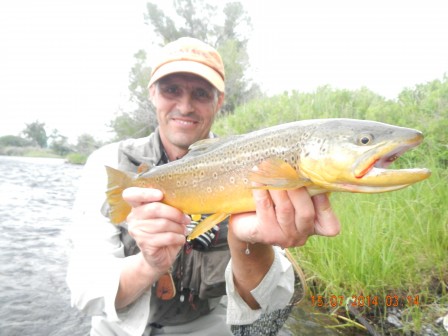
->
[148,37,225,92]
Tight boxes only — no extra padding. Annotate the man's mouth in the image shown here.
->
[172,118,198,126]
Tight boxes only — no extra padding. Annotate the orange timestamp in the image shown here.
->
[310,294,420,308]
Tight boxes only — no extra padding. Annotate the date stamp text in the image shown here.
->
[310,294,420,308]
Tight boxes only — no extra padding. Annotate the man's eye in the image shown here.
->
[161,85,180,95]
[193,89,211,100]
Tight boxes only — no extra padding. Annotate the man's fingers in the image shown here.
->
[312,193,341,237]
[132,201,190,224]
[137,231,186,248]
[130,218,187,236]
[122,187,164,207]
[268,190,298,239]
[123,187,190,226]
[286,188,315,230]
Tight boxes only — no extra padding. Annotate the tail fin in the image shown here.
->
[105,166,134,224]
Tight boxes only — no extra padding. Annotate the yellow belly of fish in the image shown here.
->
[161,181,256,215]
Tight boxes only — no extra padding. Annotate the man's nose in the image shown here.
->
[177,94,194,114]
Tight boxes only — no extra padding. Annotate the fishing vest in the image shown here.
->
[115,129,231,327]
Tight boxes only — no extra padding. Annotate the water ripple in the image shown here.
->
[0,156,89,335]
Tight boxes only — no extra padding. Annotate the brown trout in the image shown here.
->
[105,118,431,240]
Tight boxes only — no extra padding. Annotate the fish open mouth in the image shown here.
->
[353,134,431,189]
[356,144,413,178]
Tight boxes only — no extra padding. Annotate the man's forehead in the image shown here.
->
[158,73,214,89]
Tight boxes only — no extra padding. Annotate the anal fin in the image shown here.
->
[187,213,229,241]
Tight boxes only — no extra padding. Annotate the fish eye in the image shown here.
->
[358,134,373,145]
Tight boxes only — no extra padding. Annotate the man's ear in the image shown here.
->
[148,85,156,104]
[217,92,225,110]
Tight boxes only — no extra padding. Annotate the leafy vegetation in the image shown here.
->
[289,167,447,334]
[65,152,89,165]
[210,76,448,334]
[22,120,48,148]
[0,135,33,148]
[0,122,103,164]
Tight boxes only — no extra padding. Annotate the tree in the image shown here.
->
[49,129,71,156]
[110,0,259,139]
[0,135,32,147]
[22,121,48,148]
[109,50,157,140]
[75,133,102,156]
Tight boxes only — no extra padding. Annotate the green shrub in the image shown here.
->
[65,152,88,165]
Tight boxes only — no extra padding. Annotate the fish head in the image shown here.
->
[298,119,431,193]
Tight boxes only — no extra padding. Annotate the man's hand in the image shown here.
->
[230,187,340,248]
[122,187,190,277]
[115,187,189,309]
[226,187,340,309]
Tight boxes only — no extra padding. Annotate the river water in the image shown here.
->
[0,156,90,335]
[0,156,339,336]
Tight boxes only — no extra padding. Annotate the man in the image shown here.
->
[67,37,340,336]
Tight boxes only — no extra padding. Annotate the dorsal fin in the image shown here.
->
[186,135,242,156]
[188,138,222,152]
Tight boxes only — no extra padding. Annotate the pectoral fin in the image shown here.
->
[187,213,229,241]
[137,163,151,174]
[248,158,311,190]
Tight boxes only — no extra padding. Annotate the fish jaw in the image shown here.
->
[353,132,431,191]
[349,131,431,191]
[300,128,431,193]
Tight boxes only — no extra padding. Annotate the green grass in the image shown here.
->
[0,146,88,164]
[290,165,447,332]
[211,80,448,333]
[23,148,62,158]
[65,152,88,165]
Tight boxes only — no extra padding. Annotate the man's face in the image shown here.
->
[150,74,224,156]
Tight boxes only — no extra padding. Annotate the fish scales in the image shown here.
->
[140,127,304,214]
[105,119,431,239]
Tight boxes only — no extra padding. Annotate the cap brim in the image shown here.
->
[148,60,225,92]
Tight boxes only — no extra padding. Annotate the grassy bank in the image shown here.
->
[212,83,448,333]
[0,146,88,164]
[0,146,62,158]
[290,164,447,333]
